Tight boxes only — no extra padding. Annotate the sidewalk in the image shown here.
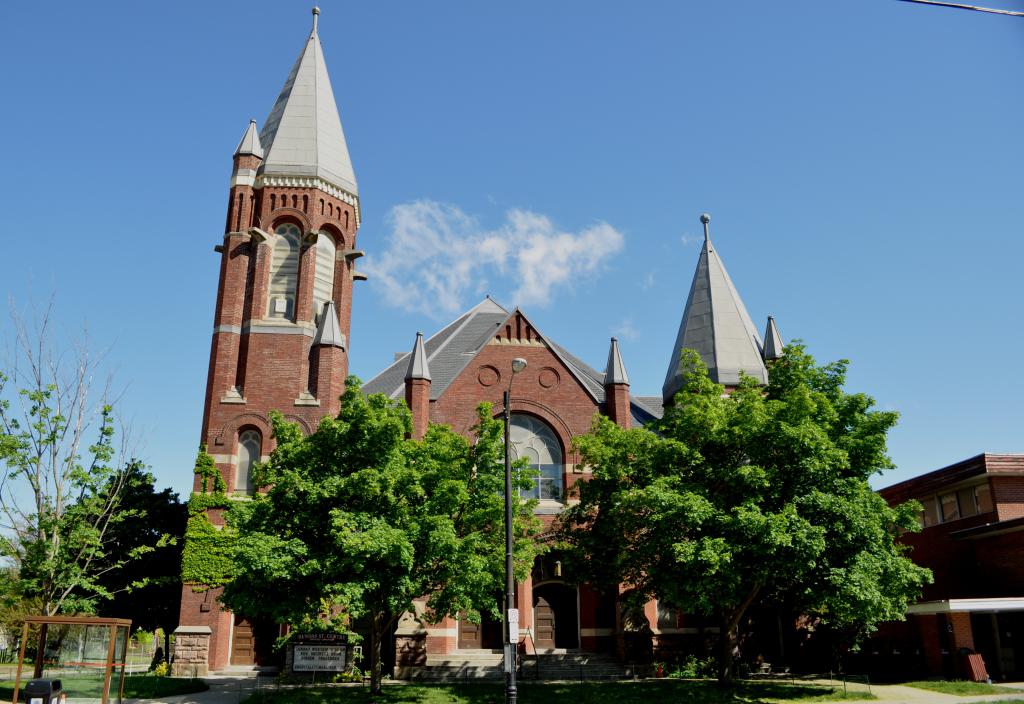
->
[869,681,1024,704]
[126,674,261,704]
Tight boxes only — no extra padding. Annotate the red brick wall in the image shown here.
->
[178,585,234,671]
[993,476,1024,521]
[430,339,602,529]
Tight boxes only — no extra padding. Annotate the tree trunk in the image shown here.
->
[716,616,737,686]
[370,611,383,695]
[715,584,763,686]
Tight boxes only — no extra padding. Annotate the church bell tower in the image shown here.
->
[177,7,365,673]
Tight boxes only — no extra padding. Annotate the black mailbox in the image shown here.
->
[23,679,62,704]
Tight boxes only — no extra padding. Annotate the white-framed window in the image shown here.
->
[312,232,336,324]
[236,429,261,495]
[510,414,563,501]
[267,223,301,319]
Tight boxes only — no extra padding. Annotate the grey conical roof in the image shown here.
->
[258,10,358,197]
[762,316,784,361]
[663,218,767,401]
[234,119,264,159]
[604,337,629,386]
[405,332,431,381]
[313,301,345,348]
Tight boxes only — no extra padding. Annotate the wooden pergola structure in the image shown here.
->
[12,616,132,704]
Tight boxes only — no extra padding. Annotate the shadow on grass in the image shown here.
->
[245,679,874,704]
[0,675,208,702]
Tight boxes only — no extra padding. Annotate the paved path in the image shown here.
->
[127,674,263,704]
[124,675,1024,704]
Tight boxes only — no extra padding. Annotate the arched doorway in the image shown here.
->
[533,583,579,650]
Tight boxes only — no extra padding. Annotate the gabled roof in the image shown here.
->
[663,217,767,401]
[763,316,784,361]
[234,119,264,159]
[364,298,509,400]
[258,9,358,197]
[405,332,431,381]
[362,298,663,422]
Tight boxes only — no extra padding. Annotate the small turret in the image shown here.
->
[604,337,631,429]
[404,332,432,439]
[762,316,784,361]
[308,301,346,413]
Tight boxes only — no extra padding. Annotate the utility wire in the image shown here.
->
[897,0,1024,16]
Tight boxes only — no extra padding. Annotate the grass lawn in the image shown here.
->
[901,680,1020,696]
[245,680,875,704]
[0,674,208,701]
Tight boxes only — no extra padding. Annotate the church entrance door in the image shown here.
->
[458,613,502,650]
[230,615,276,666]
[533,583,579,650]
[231,616,256,665]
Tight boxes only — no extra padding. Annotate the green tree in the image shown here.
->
[0,302,146,616]
[95,464,186,647]
[560,346,931,684]
[220,379,542,694]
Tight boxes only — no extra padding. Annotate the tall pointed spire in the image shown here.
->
[762,316,784,361]
[258,7,358,198]
[405,332,431,381]
[663,213,768,402]
[233,119,264,159]
[604,337,629,386]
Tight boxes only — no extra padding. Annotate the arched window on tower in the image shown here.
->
[267,223,301,319]
[312,233,336,324]
[510,415,563,501]
[236,429,261,495]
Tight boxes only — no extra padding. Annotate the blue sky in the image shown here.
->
[1,1,1021,497]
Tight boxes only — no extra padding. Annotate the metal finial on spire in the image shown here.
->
[312,6,320,34]
[700,213,711,241]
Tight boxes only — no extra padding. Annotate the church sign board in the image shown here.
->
[289,633,348,672]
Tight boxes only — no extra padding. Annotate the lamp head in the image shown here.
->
[511,358,528,374]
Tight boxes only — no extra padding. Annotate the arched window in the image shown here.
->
[312,233,336,324]
[510,415,563,501]
[267,223,301,319]
[236,429,261,495]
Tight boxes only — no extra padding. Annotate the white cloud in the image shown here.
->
[614,319,639,341]
[641,271,655,290]
[363,200,625,317]
[680,232,701,247]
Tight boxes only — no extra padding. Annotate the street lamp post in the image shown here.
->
[503,357,527,704]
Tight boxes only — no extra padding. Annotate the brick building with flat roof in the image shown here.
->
[873,454,1024,680]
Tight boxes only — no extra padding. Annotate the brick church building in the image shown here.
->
[175,8,788,675]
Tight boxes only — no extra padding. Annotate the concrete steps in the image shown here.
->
[400,650,632,682]
[519,652,632,681]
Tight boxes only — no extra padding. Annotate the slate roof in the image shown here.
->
[257,9,358,197]
[234,119,264,159]
[363,298,509,400]
[763,315,784,361]
[362,298,663,422]
[663,221,768,401]
[604,337,629,385]
[405,332,431,381]
[312,301,344,348]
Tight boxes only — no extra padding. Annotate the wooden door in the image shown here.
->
[458,616,482,650]
[231,616,255,665]
[535,596,555,649]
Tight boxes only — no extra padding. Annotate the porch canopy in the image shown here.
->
[12,616,132,704]
[908,597,1024,614]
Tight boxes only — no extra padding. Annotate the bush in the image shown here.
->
[670,655,717,679]
[152,662,169,677]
